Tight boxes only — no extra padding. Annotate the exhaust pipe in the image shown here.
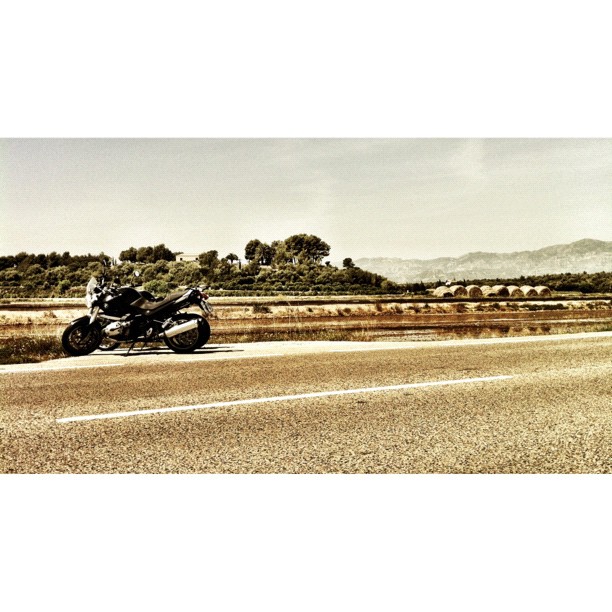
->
[164,319,199,339]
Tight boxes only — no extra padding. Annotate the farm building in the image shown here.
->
[535,285,552,297]
[175,253,199,262]
[507,285,524,297]
[465,285,483,298]
[520,285,538,297]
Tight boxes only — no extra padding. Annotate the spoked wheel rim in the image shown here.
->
[62,321,101,355]
[168,327,199,349]
[163,315,208,353]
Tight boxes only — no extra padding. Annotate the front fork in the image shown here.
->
[89,306,100,324]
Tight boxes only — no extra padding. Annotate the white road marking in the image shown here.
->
[56,374,513,423]
[0,363,123,375]
[332,347,395,353]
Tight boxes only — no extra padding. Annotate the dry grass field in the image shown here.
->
[1,296,611,364]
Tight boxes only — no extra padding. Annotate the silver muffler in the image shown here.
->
[164,319,199,338]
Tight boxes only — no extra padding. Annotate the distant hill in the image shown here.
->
[353,239,612,283]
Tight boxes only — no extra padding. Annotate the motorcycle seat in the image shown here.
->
[130,291,186,314]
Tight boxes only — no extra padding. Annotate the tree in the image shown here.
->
[198,250,219,276]
[245,239,262,262]
[47,251,62,267]
[271,241,292,267]
[343,257,356,268]
[152,243,175,262]
[245,239,275,265]
[242,260,261,276]
[284,234,330,263]
[304,234,330,263]
[119,247,138,263]
[225,253,239,265]
[255,243,274,265]
[136,246,154,263]
[33,254,47,268]
[0,256,16,271]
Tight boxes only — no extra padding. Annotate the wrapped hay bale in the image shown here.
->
[449,285,468,297]
[433,286,453,297]
[507,285,524,298]
[535,285,552,297]
[466,285,483,298]
[520,285,538,297]
[491,285,510,297]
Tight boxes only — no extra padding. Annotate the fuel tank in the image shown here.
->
[101,287,143,316]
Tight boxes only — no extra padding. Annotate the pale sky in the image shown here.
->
[1,139,610,262]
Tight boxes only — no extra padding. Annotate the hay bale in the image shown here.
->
[481,285,495,297]
[449,285,467,297]
[466,285,483,298]
[507,285,524,298]
[433,286,453,297]
[535,285,552,297]
[491,285,510,297]
[520,285,538,297]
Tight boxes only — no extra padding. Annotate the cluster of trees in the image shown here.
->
[0,251,111,297]
[244,234,331,266]
[118,244,175,263]
[0,235,401,297]
[0,251,110,272]
[173,234,395,295]
[3,239,610,298]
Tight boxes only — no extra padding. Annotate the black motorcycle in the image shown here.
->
[61,271,213,356]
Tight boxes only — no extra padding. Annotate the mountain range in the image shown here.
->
[353,239,612,283]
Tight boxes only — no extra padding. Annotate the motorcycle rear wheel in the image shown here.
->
[62,320,102,356]
[163,314,210,353]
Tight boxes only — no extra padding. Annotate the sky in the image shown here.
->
[1,138,610,262]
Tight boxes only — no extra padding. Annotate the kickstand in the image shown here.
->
[126,334,155,356]
[126,339,138,356]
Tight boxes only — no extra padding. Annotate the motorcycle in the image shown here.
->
[61,267,213,356]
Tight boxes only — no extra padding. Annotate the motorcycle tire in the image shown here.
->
[163,314,211,353]
[62,319,102,356]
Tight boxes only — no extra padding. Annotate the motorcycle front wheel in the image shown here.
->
[62,319,102,356]
[163,314,210,353]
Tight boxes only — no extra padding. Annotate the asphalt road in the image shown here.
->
[2,332,611,473]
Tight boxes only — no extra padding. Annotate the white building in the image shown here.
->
[175,253,199,262]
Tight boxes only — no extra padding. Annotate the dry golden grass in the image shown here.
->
[1,297,610,364]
